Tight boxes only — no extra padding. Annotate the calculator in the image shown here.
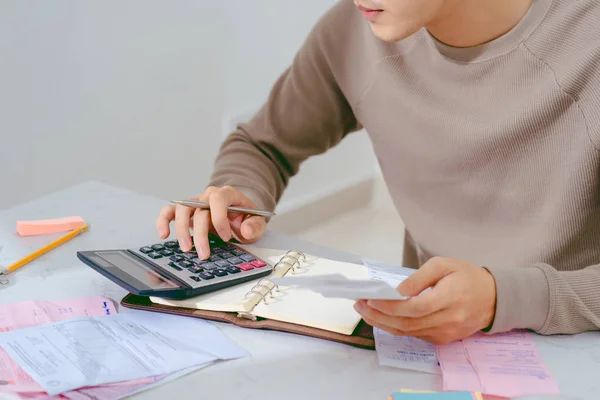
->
[76,234,274,300]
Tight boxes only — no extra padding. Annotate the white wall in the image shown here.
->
[0,0,377,213]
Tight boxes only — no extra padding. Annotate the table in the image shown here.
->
[1,181,598,400]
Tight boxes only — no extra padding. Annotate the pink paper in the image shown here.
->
[0,297,118,393]
[437,340,482,392]
[438,330,560,398]
[61,376,165,400]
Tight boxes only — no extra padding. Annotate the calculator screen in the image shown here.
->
[96,251,178,289]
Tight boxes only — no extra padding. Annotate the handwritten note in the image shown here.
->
[438,331,560,398]
[0,311,249,395]
[0,296,117,393]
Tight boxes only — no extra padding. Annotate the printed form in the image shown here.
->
[0,310,249,395]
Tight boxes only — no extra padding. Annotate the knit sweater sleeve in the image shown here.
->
[207,2,361,211]
[485,263,600,335]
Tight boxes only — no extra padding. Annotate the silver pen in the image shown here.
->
[170,200,275,218]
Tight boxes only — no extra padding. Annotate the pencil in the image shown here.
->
[0,223,89,276]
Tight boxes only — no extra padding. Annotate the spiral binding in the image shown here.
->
[237,249,306,320]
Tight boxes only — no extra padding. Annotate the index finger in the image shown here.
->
[367,284,452,318]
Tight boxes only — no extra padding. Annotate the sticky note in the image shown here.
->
[391,392,477,400]
[16,216,85,236]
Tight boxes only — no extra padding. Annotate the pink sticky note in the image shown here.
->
[16,216,85,236]
[0,297,117,393]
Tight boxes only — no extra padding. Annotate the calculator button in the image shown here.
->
[173,248,183,254]
[168,262,183,271]
[151,244,165,251]
[250,260,267,268]
[159,249,174,257]
[240,254,255,262]
[208,254,222,262]
[147,252,162,259]
[192,259,207,266]
[232,249,245,256]
[178,260,194,269]
[193,267,205,274]
[219,252,233,259]
[183,252,198,260]
[212,269,228,277]
[164,241,179,248]
[139,246,153,254]
[203,263,218,270]
[199,272,215,280]
[170,255,184,262]
[215,260,230,268]
[190,276,201,282]
[227,257,243,265]
[237,263,254,271]
[226,266,241,274]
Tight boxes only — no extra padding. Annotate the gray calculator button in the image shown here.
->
[147,252,162,259]
[139,246,153,254]
[203,263,218,270]
[168,262,183,271]
[227,257,243,265]
[212,269,228,277]
[215,260,230,268]
[183,252,198,260]
[240,254,255,262]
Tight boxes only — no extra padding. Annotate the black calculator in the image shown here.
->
[77,234,274,299]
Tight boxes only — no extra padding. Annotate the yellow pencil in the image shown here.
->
[0,223,89,276]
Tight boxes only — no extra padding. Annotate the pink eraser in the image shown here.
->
[16,216,86,236]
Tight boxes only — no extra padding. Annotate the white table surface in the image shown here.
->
[0,181,598,400]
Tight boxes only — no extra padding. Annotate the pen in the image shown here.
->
[0,224,89,276]
[170,200,275,218]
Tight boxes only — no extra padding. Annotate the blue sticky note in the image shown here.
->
[391,392,474,400]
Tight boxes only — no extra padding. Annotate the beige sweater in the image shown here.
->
[209,0,600,336]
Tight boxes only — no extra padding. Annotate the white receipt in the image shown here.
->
[362,259,441,375]
[0,311,249,395]
[271,273,409,300]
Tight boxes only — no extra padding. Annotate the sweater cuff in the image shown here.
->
[483,265,550,334]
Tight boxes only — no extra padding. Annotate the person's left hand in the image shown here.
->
[354,257,497,345]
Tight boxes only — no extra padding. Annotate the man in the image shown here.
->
[156,0,600,344]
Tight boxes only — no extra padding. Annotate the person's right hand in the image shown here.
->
[155,186,267,260]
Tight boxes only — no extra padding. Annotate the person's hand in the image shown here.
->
[354,257,497,345]
[155,186,267,259]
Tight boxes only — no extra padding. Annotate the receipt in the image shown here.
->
[271,273,409,300]
[0,311,249,395]
[362,259,441,374]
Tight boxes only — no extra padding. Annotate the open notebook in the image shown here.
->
[148,247,368,336]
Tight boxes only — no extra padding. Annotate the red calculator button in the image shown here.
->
[237,263,254,271]
[250,260,267,268]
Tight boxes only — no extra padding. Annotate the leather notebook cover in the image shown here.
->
[120,293,375,350]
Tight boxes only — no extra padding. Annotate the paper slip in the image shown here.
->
[0,297,118,393]
[362,260,441,375]
[271,273,409,300]
[438,330,560,398]
[61,365,210,400]
[0,311,249,395]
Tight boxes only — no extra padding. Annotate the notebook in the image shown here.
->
[120,246,376,349]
